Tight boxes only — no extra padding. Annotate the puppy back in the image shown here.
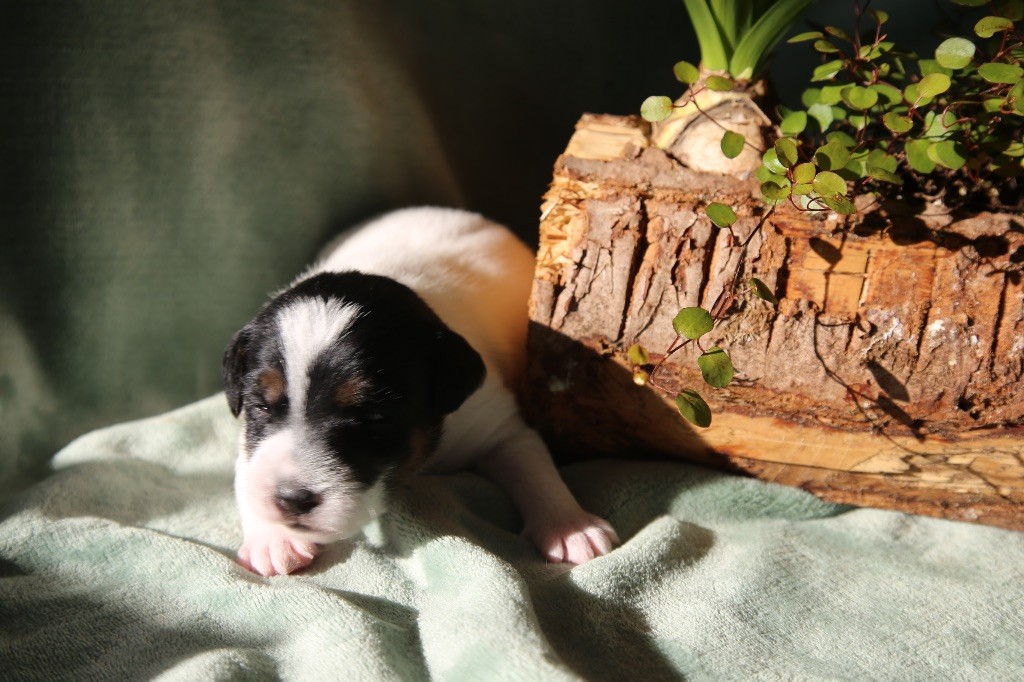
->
[312,207,534,388]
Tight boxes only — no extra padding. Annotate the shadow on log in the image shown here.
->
[526,323,1023,530]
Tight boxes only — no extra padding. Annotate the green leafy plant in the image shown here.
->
[628,203,778,428]
[633,0,812,427]
[635,0,1023,429]
[642,0,817,179]
[777,0,1024,210]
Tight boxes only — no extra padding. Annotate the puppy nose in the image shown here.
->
[275,483,322,516]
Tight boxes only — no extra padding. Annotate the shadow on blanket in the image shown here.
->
[0,563,281,679]
[1,388,1021,679]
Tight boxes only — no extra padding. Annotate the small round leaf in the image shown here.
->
[903,83,930,105]
[867,149,898,173]
[827,131,856,146]
[1001,140,1024,157]
[905,139,937,173]
[675,390,712,428]
[673,60,701,84]
[813,170,847,197]
[975,16,1014,38]
[641,96,674,122]
[919,59,952,77]
[814,40,840,53]
[935,37,975,69]
[774,137,799,168]
[801,88,822,106]
[811,60,843,82]
[819,85,845,105]
[822,194,856,215]
[793,162,816,184]
[824,26,851,42]
[842,154,867,180]
[706,202,738,228]
[870,82,903,104]
[978,62,1024,84]
[924,109,959,137]
[720,130,746,159]
[1013,80,1024,105]
[762,148,786,174]
[917,73,951,98]
[756,164,785,184]
[807,103,834,131]
[882,112,913,133]
[698,347,734,388]
[673,307,714,340]
[984,97,1005,112]
[841,85,879,110]
[814,140,851,171]
[927,140,967,170]
[748,277,778,305]
[627,343,651,366]
[761,181,792,201]
[868,167,904,185]
[706,75,735,91]
[780,110,808,135]
[788,31,824,43]
[996,0,1024,21]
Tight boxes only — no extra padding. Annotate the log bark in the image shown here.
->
[526,113,1024,531]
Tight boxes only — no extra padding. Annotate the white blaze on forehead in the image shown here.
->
[276,297,359,414]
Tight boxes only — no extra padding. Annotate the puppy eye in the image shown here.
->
[339,407,387,425]
[249,398,286,415]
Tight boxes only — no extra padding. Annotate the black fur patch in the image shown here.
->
[222,272,486,485]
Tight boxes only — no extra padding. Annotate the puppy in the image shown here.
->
[223,207,618,576]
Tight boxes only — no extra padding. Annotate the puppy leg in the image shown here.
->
[234,455,318,577]
[475,423,619,564]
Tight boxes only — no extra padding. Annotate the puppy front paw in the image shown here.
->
[237,529,318,577]
[524,510,620,565]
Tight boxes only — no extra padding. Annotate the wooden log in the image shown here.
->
[525,113,1024,530]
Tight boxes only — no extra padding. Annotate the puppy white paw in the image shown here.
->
[524,510,620,565]
[237,529,318,577]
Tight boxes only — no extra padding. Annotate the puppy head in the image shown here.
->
[223,272,485,543]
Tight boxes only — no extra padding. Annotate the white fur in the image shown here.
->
[235,425,373,544]
[276,298,359,417]
[236,207,618,576]
[313,207,533,392]
[235,298,373,555]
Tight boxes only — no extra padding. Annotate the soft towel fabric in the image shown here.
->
[2,395,1021,680]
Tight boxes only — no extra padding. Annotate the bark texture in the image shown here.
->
[526,114,1024,530]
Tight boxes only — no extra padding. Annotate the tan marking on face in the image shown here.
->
[392,426,439,486]
[258,369,287,406]
[334,376,369,407]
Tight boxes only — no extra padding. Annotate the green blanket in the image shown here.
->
[3,396,1021,680]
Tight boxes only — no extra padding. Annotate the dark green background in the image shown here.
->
[0,0,942,492]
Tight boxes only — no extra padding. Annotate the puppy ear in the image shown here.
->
[430,328,486,416]
[222,324,254,417]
